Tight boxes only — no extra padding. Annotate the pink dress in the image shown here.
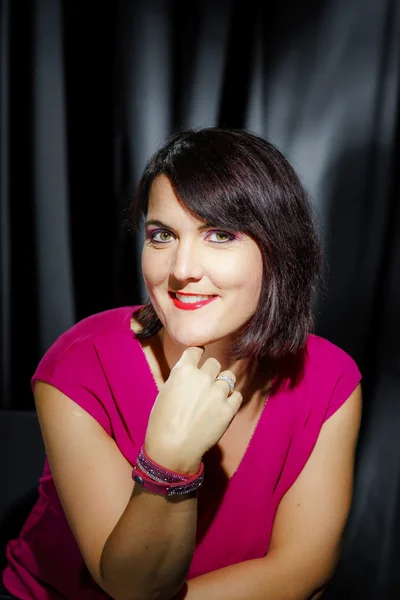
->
[3,306,362,599]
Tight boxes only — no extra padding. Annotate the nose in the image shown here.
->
[170,239,204,282]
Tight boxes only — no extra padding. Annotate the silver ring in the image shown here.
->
[215,375,235,395]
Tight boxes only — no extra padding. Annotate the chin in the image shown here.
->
[168,327,222,348]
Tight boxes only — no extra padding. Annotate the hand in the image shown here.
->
[144,347,243,474]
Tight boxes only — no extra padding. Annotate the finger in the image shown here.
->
[214,370,236,395]
[226,391,243,413]
[200,357,222,380]
[172,346,205,370]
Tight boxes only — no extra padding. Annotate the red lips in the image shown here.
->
[170,292,218,311]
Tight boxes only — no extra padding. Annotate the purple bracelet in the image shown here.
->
[132,465,205,496]
[133,446,205,496]
[137,446,200,484]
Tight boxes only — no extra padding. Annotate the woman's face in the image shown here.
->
[141,174,263,348]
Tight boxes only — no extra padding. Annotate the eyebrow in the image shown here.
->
[144,219,217,232]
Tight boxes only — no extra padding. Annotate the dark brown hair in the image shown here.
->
[127,127,323,362]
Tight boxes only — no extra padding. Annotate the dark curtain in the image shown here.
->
[1,0,399,598]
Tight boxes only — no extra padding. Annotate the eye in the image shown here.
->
[206,230,236,244]
[146,228,237,245]
[148,229,173,244]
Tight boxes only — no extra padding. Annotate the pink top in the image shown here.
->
[3,306,362,600]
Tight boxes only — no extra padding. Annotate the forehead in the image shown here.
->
[147,174,204,226]
[148,174,178,206]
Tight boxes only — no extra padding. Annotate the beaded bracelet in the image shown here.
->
[132,446,204,497]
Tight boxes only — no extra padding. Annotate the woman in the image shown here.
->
[1,128,362,600]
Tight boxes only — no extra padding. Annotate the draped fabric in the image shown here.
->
[0,0,399,597]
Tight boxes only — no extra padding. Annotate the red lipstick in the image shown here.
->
[170,292,218,311]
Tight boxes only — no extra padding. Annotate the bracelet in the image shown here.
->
[132,446,204,497]
[137,446,194,483]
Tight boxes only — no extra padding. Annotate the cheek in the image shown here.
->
[142,249,169,285]
[235,252,263,301]
[218,251,263,293]
[254,258,264,291]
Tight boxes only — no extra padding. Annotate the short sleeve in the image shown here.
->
[32,340,113,436]
[323,352,362,422]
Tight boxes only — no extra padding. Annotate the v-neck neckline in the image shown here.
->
[126,306,275,484]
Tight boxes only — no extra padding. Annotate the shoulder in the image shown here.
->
[300,333,362,424]
[304,334,361,383]
[305,333,357,366]
[33,306,143,380]
[57,306,138,347]
[31,306,146,436]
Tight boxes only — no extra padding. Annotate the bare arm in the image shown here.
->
[34,347,242,600]
[173,383,362,600]
[35,381,197,600]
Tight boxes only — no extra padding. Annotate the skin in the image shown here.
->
[142,174,270,412]
[33,173,362,600]
[140,175,362,599]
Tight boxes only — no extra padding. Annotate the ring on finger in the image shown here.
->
[215,374,235,395]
